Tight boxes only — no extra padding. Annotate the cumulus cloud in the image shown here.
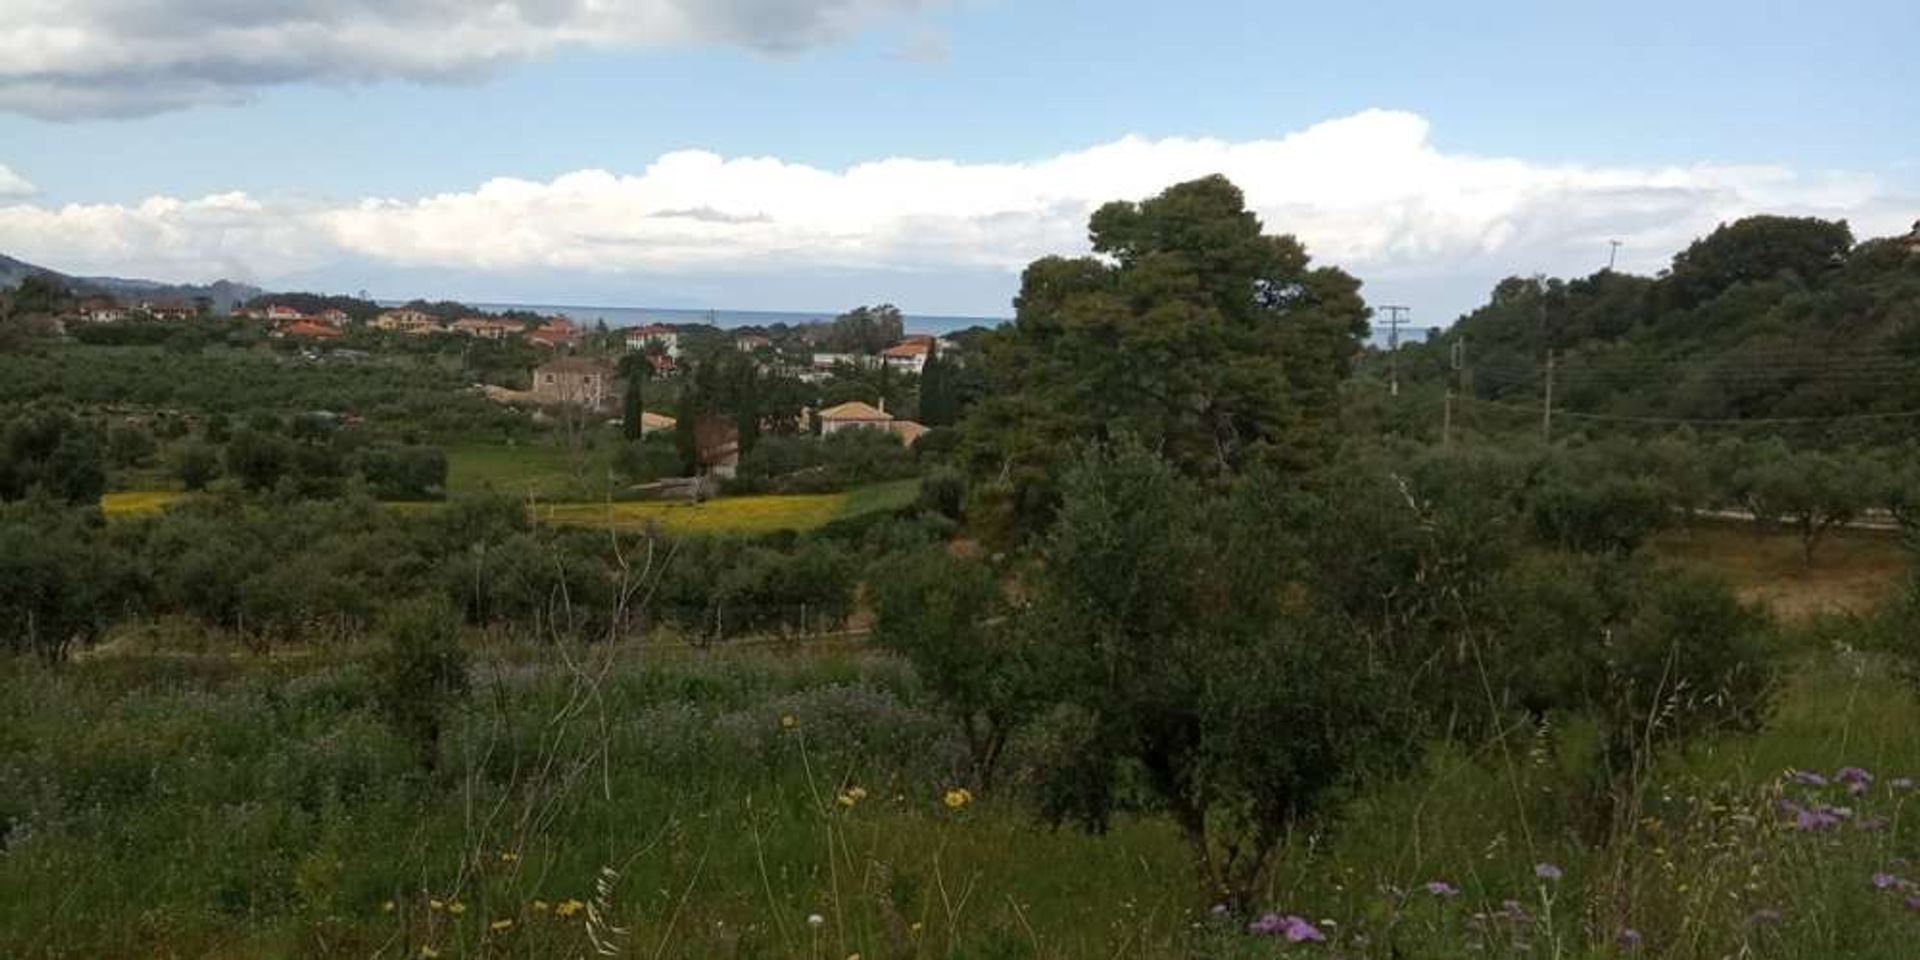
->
[0,164,33,197]
[1,0,938,119]
[0,110,1910,317]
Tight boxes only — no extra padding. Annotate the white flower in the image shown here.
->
[807,914,825,928]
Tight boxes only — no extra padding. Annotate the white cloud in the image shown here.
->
[1,0,939,119]
[0,164,33,197]
[0,110,1910,318]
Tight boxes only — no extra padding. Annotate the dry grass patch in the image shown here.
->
[1649,518,1907,620]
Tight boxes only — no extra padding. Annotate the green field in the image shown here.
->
[444,440,619,500]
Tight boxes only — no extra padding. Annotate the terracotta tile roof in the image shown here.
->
[818,401,892,422]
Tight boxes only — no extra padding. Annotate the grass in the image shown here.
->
[444,440,616,500]
[7,629,1920,958]
[1649,517,1908,620]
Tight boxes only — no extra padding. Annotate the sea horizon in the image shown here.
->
[385,299,1421,347]
[466,302,1009,337]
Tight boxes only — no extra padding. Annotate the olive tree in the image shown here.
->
[1026,441,1414,906]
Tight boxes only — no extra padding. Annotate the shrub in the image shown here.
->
[369,596,469,771]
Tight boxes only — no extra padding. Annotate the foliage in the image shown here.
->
[1735,445,1879,566]
[357,445,449,501]
[962,175,1370,536]
[730,429,918,494]
[870,548,1035,789]
[0,408,106,505]
[0,504,128,661]
[821,303,906,354]
[1025,440,1415,904]
[370,596,470,770]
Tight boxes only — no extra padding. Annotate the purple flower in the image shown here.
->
[1283,917,1326,943]
[1794,805,1843,831]
[1250,914,1325,943]
[1424,881,1459,897]
[1873,872,1902,891]
[1616,927,1643,951]
[1791,769,1829,787]
[1534,862,1564,881]
[1907,896,1920,913]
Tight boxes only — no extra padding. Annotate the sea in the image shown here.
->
[406,299,1423,346]
[469,303,1007,337]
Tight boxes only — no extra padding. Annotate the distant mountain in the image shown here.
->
[0,253,264,312]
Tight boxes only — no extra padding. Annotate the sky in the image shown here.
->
[0,0,1915,325]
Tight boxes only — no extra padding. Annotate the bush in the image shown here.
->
[171,441,223,491]
[369,596,469,771]
[357,445,447,500]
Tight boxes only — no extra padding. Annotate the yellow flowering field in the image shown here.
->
[536,492,849,536]
[100,491,190,517]
[536,480,918,536]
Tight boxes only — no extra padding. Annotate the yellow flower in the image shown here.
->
[910,922,924,935]
[428,899,445,912]
[556,898,586,918]
[447,901,468,916]
[499,850,519,863]
[490,918,515,932]
[419,947,440,959]
[532,899,550,913]
[943,787,973,810]
[848,786,868,801]
[779,714,799,731]
[382,900,396,913]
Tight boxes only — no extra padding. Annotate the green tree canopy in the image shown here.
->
[964,174,1370,504]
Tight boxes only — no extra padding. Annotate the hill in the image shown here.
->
[0,252,263,312]
[1402,217,1920,430]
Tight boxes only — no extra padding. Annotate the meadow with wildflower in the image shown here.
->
[5,588,1920,958]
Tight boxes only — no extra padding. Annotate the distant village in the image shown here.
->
[38,290,963,477]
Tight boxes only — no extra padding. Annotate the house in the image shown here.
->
[527,318,583,350]
[272,320,344,340]
[881,336,934,374]
[141,301,196,321]
[639,411,677,435]
[264,304,309,323]
[371,308,437,332]
[816,400,930,446]
[316,308,352,326]
[530,356,617,410]
[735,333,773,353]
[77,296,126,323]
[450,316,520,339]
[623,323,680,357]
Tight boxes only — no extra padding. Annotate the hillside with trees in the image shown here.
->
[1403,217,1920,428]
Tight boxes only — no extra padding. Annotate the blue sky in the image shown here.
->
[1,0,1914,322]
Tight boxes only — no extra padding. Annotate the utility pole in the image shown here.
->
[1378,305,1410,397]
[1607,240,1622,272]
[1541,349,1556,443]
[1445,338,1465,447]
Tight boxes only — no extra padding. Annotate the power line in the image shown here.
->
[1458,393,1920,426]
